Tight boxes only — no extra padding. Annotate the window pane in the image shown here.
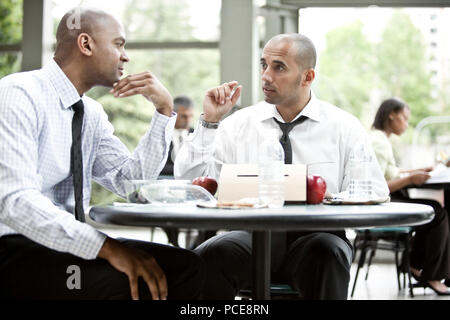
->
[87,48,219,205]
[0,52,21,78]
[123,0,220,42]
[299,7,450,129]
[299,7,450,171]
[0,0,23,43]
[52,0,221,42]
[86,49,219,150]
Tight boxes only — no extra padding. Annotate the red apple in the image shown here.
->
[192,176,218,196]
[307,175,327,204]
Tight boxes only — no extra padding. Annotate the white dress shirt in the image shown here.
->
[174,93,389,198]
[0,59,176,259]
[171,129,190,162]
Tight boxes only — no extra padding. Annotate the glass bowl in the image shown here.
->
[123,179,216,205]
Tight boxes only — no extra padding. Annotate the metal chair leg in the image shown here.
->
[351,241,368,297]
[403,255,407,289]
[352,234,362,263]
[394,239,402,291]
[365,248,376,281]
[149,227,154,242]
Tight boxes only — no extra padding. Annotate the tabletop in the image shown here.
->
[89,202,435,231]
[411,181,450,190]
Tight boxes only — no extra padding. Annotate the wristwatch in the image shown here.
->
[200,113,220,129]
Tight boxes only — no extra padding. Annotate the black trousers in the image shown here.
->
[391,192,450,281]
[194,231,353,300]
[0,234,205,299]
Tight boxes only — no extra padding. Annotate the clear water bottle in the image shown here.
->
[348,141,373,200]
[258,132,285,208]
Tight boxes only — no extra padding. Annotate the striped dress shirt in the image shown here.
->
[0,59,176,259]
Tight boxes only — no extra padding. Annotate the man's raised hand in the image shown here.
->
[110,71,173,116]
[203,81,241,123]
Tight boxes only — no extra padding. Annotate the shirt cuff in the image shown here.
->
[191,120,218,149]
[152,109,177,126]
[155,109,177,119]
[148,109,176,143]
[72,224,107,260]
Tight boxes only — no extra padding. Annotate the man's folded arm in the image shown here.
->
[91,108,176,198]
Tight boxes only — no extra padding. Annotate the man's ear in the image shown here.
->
[77,33,94,57]
[302,69,315,86]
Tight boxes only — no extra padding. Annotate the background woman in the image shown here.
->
[370,98,450,295]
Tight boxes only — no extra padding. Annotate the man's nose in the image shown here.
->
[121,50,130,62]
[261,68,272,83]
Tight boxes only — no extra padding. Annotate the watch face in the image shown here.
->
[201,117,219,129]
[203,121,218,129]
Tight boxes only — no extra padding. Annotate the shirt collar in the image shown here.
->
[43,59,83,110]
[257,90,322,123]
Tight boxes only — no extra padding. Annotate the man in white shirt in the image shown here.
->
[175,34,389,299]
[160,96,195,247]
[0,8,204,299]
[161,96,195,177]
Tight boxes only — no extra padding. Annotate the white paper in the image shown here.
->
[426,164,450,184]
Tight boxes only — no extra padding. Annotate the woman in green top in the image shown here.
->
[370,98,450,295]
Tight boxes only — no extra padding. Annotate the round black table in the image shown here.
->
[90,202,434,300]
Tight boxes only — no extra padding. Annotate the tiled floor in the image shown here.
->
[349,257,450,300]
[94,224,450,300]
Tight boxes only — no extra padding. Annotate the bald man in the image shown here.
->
[175,34,389,299]
[0,8,204,299]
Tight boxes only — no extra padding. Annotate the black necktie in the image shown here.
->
[273,116,307,164]
[270,115,307,272]
[71,100,85,222]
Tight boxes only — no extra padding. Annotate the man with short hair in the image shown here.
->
[161,95,194,176]
[0,7,204,300]
[160,95,195,247]
[175,33,389,299]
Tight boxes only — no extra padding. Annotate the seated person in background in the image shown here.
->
[160,96,217,249]
[159,96,196,248]
[160,96,195,176]
[0,7,205,300]
[175,33,389,300]
[370,98,450,295]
